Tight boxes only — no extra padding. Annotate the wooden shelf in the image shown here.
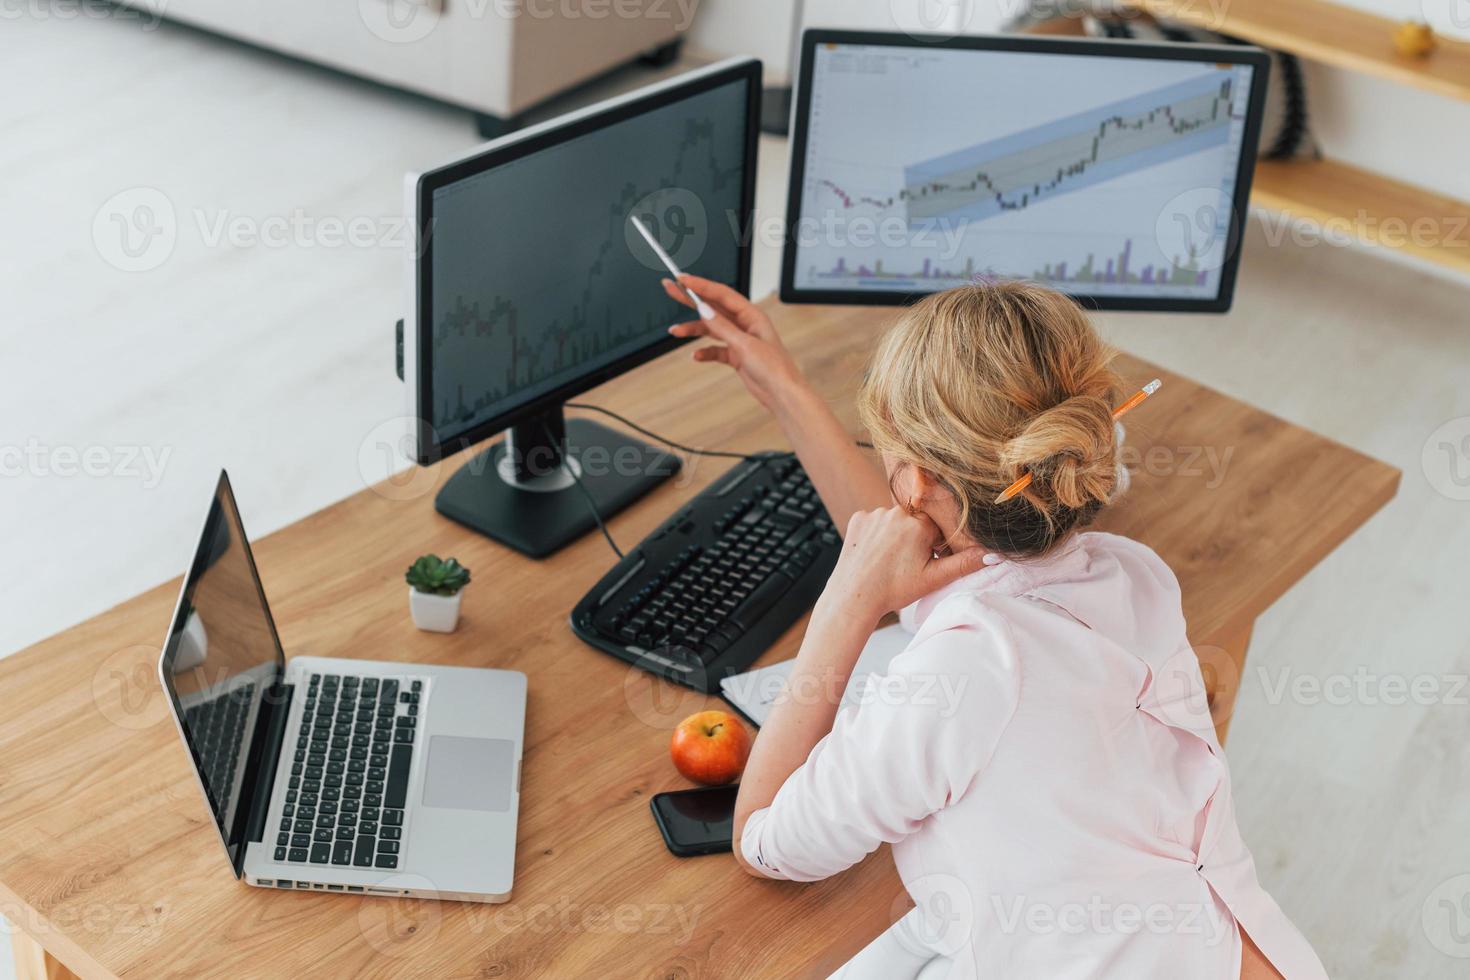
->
[1251,157,1470,276]
[1124,0,1470,103]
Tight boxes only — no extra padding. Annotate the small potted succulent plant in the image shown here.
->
[406,554,471,633]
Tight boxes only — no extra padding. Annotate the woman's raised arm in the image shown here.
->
[663,274,891,529]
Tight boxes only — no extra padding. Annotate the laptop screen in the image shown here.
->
[159,472,285,874]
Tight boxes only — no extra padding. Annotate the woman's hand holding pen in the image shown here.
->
[663,274,807,415]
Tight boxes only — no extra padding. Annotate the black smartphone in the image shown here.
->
[650,785,738,857]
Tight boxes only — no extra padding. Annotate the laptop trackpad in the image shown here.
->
[421,735,515,812]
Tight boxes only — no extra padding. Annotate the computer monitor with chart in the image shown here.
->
[781,32,1270,312]
[404,58,761,557]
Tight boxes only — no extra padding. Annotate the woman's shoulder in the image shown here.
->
[895,590,1025,679]
[1074,531,1184,595]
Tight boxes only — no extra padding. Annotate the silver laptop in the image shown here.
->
[158,470,526,902]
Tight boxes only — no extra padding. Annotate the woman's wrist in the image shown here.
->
[768,369,822,423]
[810,589,884,641]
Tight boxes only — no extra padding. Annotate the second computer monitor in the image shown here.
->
[781,31,1270,313]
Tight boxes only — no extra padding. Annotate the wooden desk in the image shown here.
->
[0,299,1398,980]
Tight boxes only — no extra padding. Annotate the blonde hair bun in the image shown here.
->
[858,281,1123,556]
[1000,392,1118,511]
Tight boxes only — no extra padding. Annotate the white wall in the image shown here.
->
[688,0,1009,82]
[1298,0,1470,202]
[687,0,800,79]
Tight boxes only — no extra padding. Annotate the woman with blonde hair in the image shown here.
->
[663,275,1325,980]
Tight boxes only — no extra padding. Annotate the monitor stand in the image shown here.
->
[433,406,680,559]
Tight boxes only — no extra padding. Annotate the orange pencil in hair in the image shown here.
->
[994,379,1162,504]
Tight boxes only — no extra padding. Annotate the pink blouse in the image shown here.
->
[741,532,1326,979]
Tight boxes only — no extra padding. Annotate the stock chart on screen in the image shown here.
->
[791,43,1257,302]
[428,80,747,438]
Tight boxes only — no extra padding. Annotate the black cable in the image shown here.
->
[541,419,625,559]
[565,402,791,462]
[556,405,873,561]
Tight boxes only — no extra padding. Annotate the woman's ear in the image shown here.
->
[908,466,938,502]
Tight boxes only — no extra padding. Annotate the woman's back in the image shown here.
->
[898,531,1244,977]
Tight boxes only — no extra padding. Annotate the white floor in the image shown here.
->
[4,11,1470,980]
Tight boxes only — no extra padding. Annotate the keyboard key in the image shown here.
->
[386,745,412,807]
[332,841,353,865]
[729,572,795,630]
[274,847,287,861]
[375,855,398,869]
[309,843,331,864]
[378,840,399,855]
[380,826,401,841]
[354,837,375,867]
[382,809,404,827]
[289,847,309,862]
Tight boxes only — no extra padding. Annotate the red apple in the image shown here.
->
[670,710,750,785]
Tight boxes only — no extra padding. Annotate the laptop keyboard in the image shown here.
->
[274,673,423,871]
[183,681,257,820]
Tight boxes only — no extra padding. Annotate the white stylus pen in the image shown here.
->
[629,215,717,321]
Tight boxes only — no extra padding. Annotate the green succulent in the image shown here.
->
[405,554,471,596]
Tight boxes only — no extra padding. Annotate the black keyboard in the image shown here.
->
[571,455,841,693]
[273,673,422,870]
[183,681,256,820]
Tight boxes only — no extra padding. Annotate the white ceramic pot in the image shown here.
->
[409,587,462,633]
